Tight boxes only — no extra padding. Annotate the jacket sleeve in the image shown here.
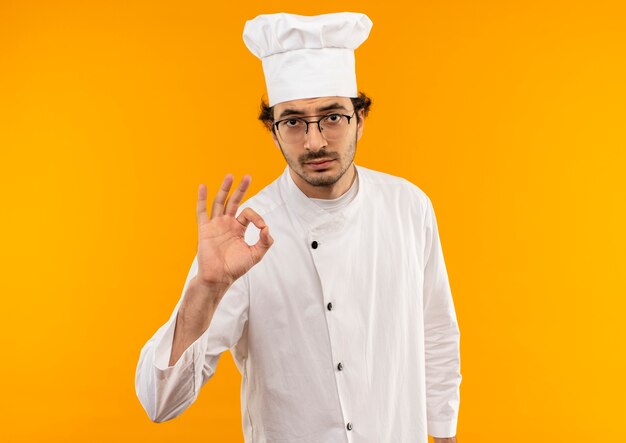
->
[422,196,462,438]
[134,254,250,423]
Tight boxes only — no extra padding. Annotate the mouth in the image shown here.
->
[305,159,335,169]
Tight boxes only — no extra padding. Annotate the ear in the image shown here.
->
[271,127,281,149]
[356,108,365,142]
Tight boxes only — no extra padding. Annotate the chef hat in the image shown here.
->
[243,12,373,106]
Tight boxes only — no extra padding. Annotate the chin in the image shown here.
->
[302,171,343,187]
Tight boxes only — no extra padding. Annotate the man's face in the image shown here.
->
[271,96,364,189]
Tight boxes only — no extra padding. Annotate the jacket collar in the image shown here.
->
[279,163,364,233]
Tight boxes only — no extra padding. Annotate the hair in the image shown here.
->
[258,91,373,132]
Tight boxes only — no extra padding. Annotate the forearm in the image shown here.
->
[168,276,228,366]
[433,438,456,443]
[423,197,462,437]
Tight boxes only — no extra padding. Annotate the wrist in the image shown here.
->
[180,277,228,321]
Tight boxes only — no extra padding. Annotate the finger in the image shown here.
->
[224,174,252,217]
[236,207,266,230]
[210,174,234,220]
[196,183,209,225]
[236,208,274,263]
[250,225,274,263]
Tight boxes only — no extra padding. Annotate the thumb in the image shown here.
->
[250,225,274,264]
[237,207,274,264]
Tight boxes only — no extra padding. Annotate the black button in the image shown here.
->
[346,422,353,431]
[327,302,333,311]
[337,362,343,371]
[311,241,318,249]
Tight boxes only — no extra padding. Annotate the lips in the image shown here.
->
[306,159,334,165]
[305,159,335,170]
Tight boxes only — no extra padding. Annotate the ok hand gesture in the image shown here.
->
[195,174,273,292]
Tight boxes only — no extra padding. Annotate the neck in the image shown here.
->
[290,163,356,199]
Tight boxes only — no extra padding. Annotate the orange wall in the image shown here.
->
[1,1,625,442]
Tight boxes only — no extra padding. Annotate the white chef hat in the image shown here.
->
[243,12,373,106]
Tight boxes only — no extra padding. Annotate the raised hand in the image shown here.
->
[195,174,273,291]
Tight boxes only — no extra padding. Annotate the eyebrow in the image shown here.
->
[277,103,350,119]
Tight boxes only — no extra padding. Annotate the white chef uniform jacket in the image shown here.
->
[135,164,461,443]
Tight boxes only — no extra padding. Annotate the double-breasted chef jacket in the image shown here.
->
[136,164,462,443]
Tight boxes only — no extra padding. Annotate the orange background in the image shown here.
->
[1,1,625,442]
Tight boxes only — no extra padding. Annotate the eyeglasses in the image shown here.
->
[273,112,356,145]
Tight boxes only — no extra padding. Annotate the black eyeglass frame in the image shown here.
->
[272,111,356,140]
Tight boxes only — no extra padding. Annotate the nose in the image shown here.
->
[304,122,328,152]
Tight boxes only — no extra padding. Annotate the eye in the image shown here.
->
[325,114,342,123]
[283,119,302,128]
